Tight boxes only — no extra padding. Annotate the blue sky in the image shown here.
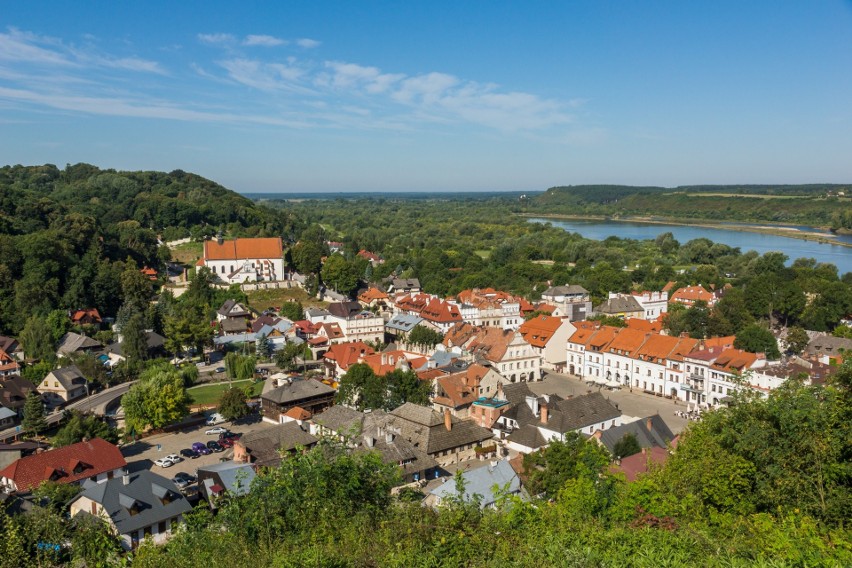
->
[1,1,851,193]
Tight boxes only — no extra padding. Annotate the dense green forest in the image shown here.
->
[0,163,300,334]
[525,184,852,230]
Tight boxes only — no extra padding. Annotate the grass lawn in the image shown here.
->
[246,287,327,312]
[170,241,203,264]
[188,379,264,406]
[474,249,491,259]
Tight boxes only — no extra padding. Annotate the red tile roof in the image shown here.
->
[362,350,428,376]
[283,406,311,421]
[420,298,462,324]
[518,315,564,348]
[0,438,126,492]
[323,342,375,371]
[69,308,102,324]
[358,287,389,303]
[670,285,713,304]
[610,447,669,482]
[204,238,283,261]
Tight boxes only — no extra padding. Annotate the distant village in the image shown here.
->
[0,235,848,552]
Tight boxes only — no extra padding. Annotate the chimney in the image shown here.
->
[122,470,130,486]
[444,409,452,432]
[540,402,548,425]
[496,382,504,401]
[646,417,653,432]
[488,459,498,473]
[385,431,395,444]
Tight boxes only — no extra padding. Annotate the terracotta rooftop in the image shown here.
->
[0,438,126,492]
[203,237,283,261]
[323,342,375,371]
[519,315,564,348]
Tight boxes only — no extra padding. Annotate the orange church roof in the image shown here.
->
[204,238,283,261]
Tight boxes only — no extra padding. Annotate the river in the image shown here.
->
[528,218,852,275]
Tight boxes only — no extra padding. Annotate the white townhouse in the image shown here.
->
[631,290,668,320]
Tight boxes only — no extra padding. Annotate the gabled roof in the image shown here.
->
[70,308,102,324]
[358,287,389,303]
[387,403,493,455]
[610,447,669,482]
[198,461,256,497]
[237,422,318,467]
[540,392,621,434]
[44,365,86,390]
[542,285,588,297]
[597,415,675,455]
[204,237,283,261]
[429,460,523,508]
[327,301,365,320]
[386,313,423,333]
[604,328,649,357]
[420,298,462,324]
[710,348,759,373]
[56,332,103,355]
[595,295,643,315]
[585,326,619,351]
[0,438,126,492]
[670,285,713,304]
[218,299,251,317]
[73,470,191,534]
[323,342,375,370]
[518,315,564,348]
[362,350,428,376]
[261,379,336,406]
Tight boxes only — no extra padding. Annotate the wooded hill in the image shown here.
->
[528,184,852,229]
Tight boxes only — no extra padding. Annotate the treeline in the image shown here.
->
[276,198,851,332]
[530,184,852,229]
[0,164,298,335]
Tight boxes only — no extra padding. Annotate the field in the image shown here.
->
[188,379,264,406]
[169,241,203,264]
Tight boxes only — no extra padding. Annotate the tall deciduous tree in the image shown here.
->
[19,315,55,362]
[219,387,250,422]
[734,324,781,359]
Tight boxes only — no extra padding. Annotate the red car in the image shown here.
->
[218,437,234,448]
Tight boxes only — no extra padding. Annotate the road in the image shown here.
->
[529,371,691,434]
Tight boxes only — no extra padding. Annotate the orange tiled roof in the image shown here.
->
[711,348,758,373]
[702,336,736,350]
[625,318,662,332]
[467,327,514,363]
[585,326,619,351]
[283,406,311,420]
[362,350,428,376]
[518,315,564,348]
[204,237,283,261]
[420,298,462,324]
[443,322,480,348]
[358,287,388,303]
[671,285,713,303]
[69,308,102,324]
[323,342,375,371]
[605,328,649,356]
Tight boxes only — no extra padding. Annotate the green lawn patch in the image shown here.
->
[188,379,264,406]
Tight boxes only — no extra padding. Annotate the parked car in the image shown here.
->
[219,431,240,441]
[180,448,198,459]
[215,367,226,373]
[206,441,224,453]
[153,457,174,468]
[165,453,182,464]
[172,472,197,489]
[218,437,234,448]
[191,442,211,455]
[206,413,226,426]
[206,426,228,435]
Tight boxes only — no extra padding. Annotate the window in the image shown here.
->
[158,521,167,533]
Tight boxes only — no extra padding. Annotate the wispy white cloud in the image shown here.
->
[218,58,312,93]
[0,28,71,65]
[198,33,235,45]
[244,34,286,47]
[296,38,320,49]
[321,61,404,94]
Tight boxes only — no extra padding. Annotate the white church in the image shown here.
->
[198,237,284,284]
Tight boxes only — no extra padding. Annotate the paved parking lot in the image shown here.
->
[529,371,691,434]
[120,415,275,479]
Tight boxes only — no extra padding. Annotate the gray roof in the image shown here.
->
[56,333,102,355]
[391,278,421,290]
[46,365,86,390]
[506,424,549,451]
[386,313,423,333]
[594,295,643,315]
[197,461,256,496]
[597,415,675,455]
[74,470,191,536]
[238,422,318,467]
[305,307,331,319]
[385,403,493,455]
[327,301,364,319]
[805,335,852,356]
[312,405,365,436]
[542,285,588,297]
[429,460,523,508]
[105,332,166,357]
[0,406,15,420]
[218,300,251,317]
[261,378,336,405]
[543,392,622,433]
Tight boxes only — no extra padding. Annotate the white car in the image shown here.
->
[154,457,174,468]
[165,453,183,464]
[205,426,228,435]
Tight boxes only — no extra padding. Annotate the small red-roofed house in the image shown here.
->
[140,266,158,281]
[69,308,102,326]
[670,285,715,307]
[0,437,127,493]
[610,447,669,482]
[323,342,375,378]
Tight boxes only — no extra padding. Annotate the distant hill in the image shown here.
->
[529,184,852,229]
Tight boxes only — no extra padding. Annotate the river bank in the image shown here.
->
[519,213,852,249]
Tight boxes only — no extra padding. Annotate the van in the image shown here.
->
[206,413,225,426]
